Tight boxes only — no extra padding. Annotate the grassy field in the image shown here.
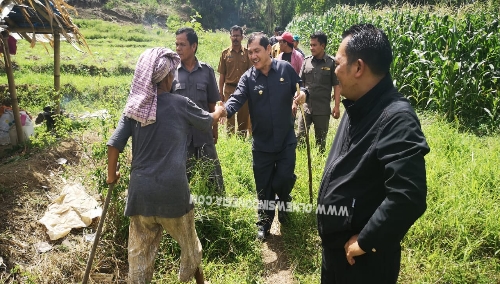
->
[1,7,500,283]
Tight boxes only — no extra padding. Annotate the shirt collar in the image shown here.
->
[178,57,202,72]
[230,46,246,53]
[254,58,279,78]
[313,52,328,63]
[343,73,394,121]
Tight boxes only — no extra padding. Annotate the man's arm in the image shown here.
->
[225,74,249,118]
[107,146,120,184]
[332,85,341,119]
[208,102,218,144]
[356,110,430,254]
[219,73,226,101]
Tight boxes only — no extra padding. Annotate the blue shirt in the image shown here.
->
[172,59,220,147]
[225,59,302,152]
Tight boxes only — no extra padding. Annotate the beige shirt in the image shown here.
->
[217,46,252,85]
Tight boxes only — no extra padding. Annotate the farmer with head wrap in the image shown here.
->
[106,47,226,284]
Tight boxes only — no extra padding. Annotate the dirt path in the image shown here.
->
[262,216,297,284]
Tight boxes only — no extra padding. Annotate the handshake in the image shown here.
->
[213,101,227,124]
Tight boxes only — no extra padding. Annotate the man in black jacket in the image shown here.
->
[317,24,430,283]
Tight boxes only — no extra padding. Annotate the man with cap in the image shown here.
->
[173,27,225,193]
[218,25,253,137]
[107,47,226,283]
[277,31,304,75]
[293,35,305,58]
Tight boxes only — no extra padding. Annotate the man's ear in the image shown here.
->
[354,59,365,78]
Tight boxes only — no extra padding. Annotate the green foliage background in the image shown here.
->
[288,4,500,134]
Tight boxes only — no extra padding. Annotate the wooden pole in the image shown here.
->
[2,32,24,145]
[54,32,61,115]
[296,83,313,204]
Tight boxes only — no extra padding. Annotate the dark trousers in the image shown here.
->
[321,245,401,284]
[252,143,297,230]
[297,113,330,152]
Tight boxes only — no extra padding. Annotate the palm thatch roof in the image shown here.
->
[1,0,89,145]
[0,0,88,52]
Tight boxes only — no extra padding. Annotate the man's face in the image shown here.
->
[334,36,356,99]
[310,38,325,58]
[293,40,299,49]
[279,40,288,50]
[175,32,196,62]
[230,30,243,47]
[248,37,271,72]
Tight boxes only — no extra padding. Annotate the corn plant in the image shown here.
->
[288,4,500,133]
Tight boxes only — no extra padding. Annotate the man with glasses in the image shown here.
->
[218,25,253,138]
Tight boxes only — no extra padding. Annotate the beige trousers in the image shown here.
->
[128,209,202,283]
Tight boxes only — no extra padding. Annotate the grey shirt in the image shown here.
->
[172,58,220,147]
[107,93,213,218]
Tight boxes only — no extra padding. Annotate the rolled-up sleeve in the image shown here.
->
[107,115,132,152]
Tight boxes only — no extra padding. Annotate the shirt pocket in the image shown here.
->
[196,83,208,102]
[173,82,186,93]
[304,67,314,82]
[320,69,332,85]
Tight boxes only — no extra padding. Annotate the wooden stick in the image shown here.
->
[82,183,114,284]
[296,83,313,204]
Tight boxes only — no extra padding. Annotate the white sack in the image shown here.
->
[39,183,102,240]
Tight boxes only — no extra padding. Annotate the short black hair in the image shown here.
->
[248,32,269,49]
[341,24,393,76]
[230,25,243,35]
[176,27,198,54]
[274,26,282,32]
[310,31,328,46]
[1,97,12,107]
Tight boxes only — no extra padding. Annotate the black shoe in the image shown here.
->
[257,226,270,241]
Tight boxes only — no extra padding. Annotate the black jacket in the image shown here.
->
[317,74,430,253]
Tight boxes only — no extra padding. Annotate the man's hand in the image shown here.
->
[344,234,366,265]
[293,91,306,105]
[215,101,227,117]
[292,102,298,117]
[215,101,227,125]
[332,105,340,119]
[106,171,120,184]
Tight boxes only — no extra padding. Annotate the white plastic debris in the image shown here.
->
[84,233,96,242]
[56,158,67,165]
[91,273,113,282]
[34,242,53,253]
[79,109,110,119]
[39,183,102,240]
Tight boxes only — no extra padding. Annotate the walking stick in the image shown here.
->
[82,182,115,284]
[296,83,313,204]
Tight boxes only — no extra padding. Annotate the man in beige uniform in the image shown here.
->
[218,25,252,137]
